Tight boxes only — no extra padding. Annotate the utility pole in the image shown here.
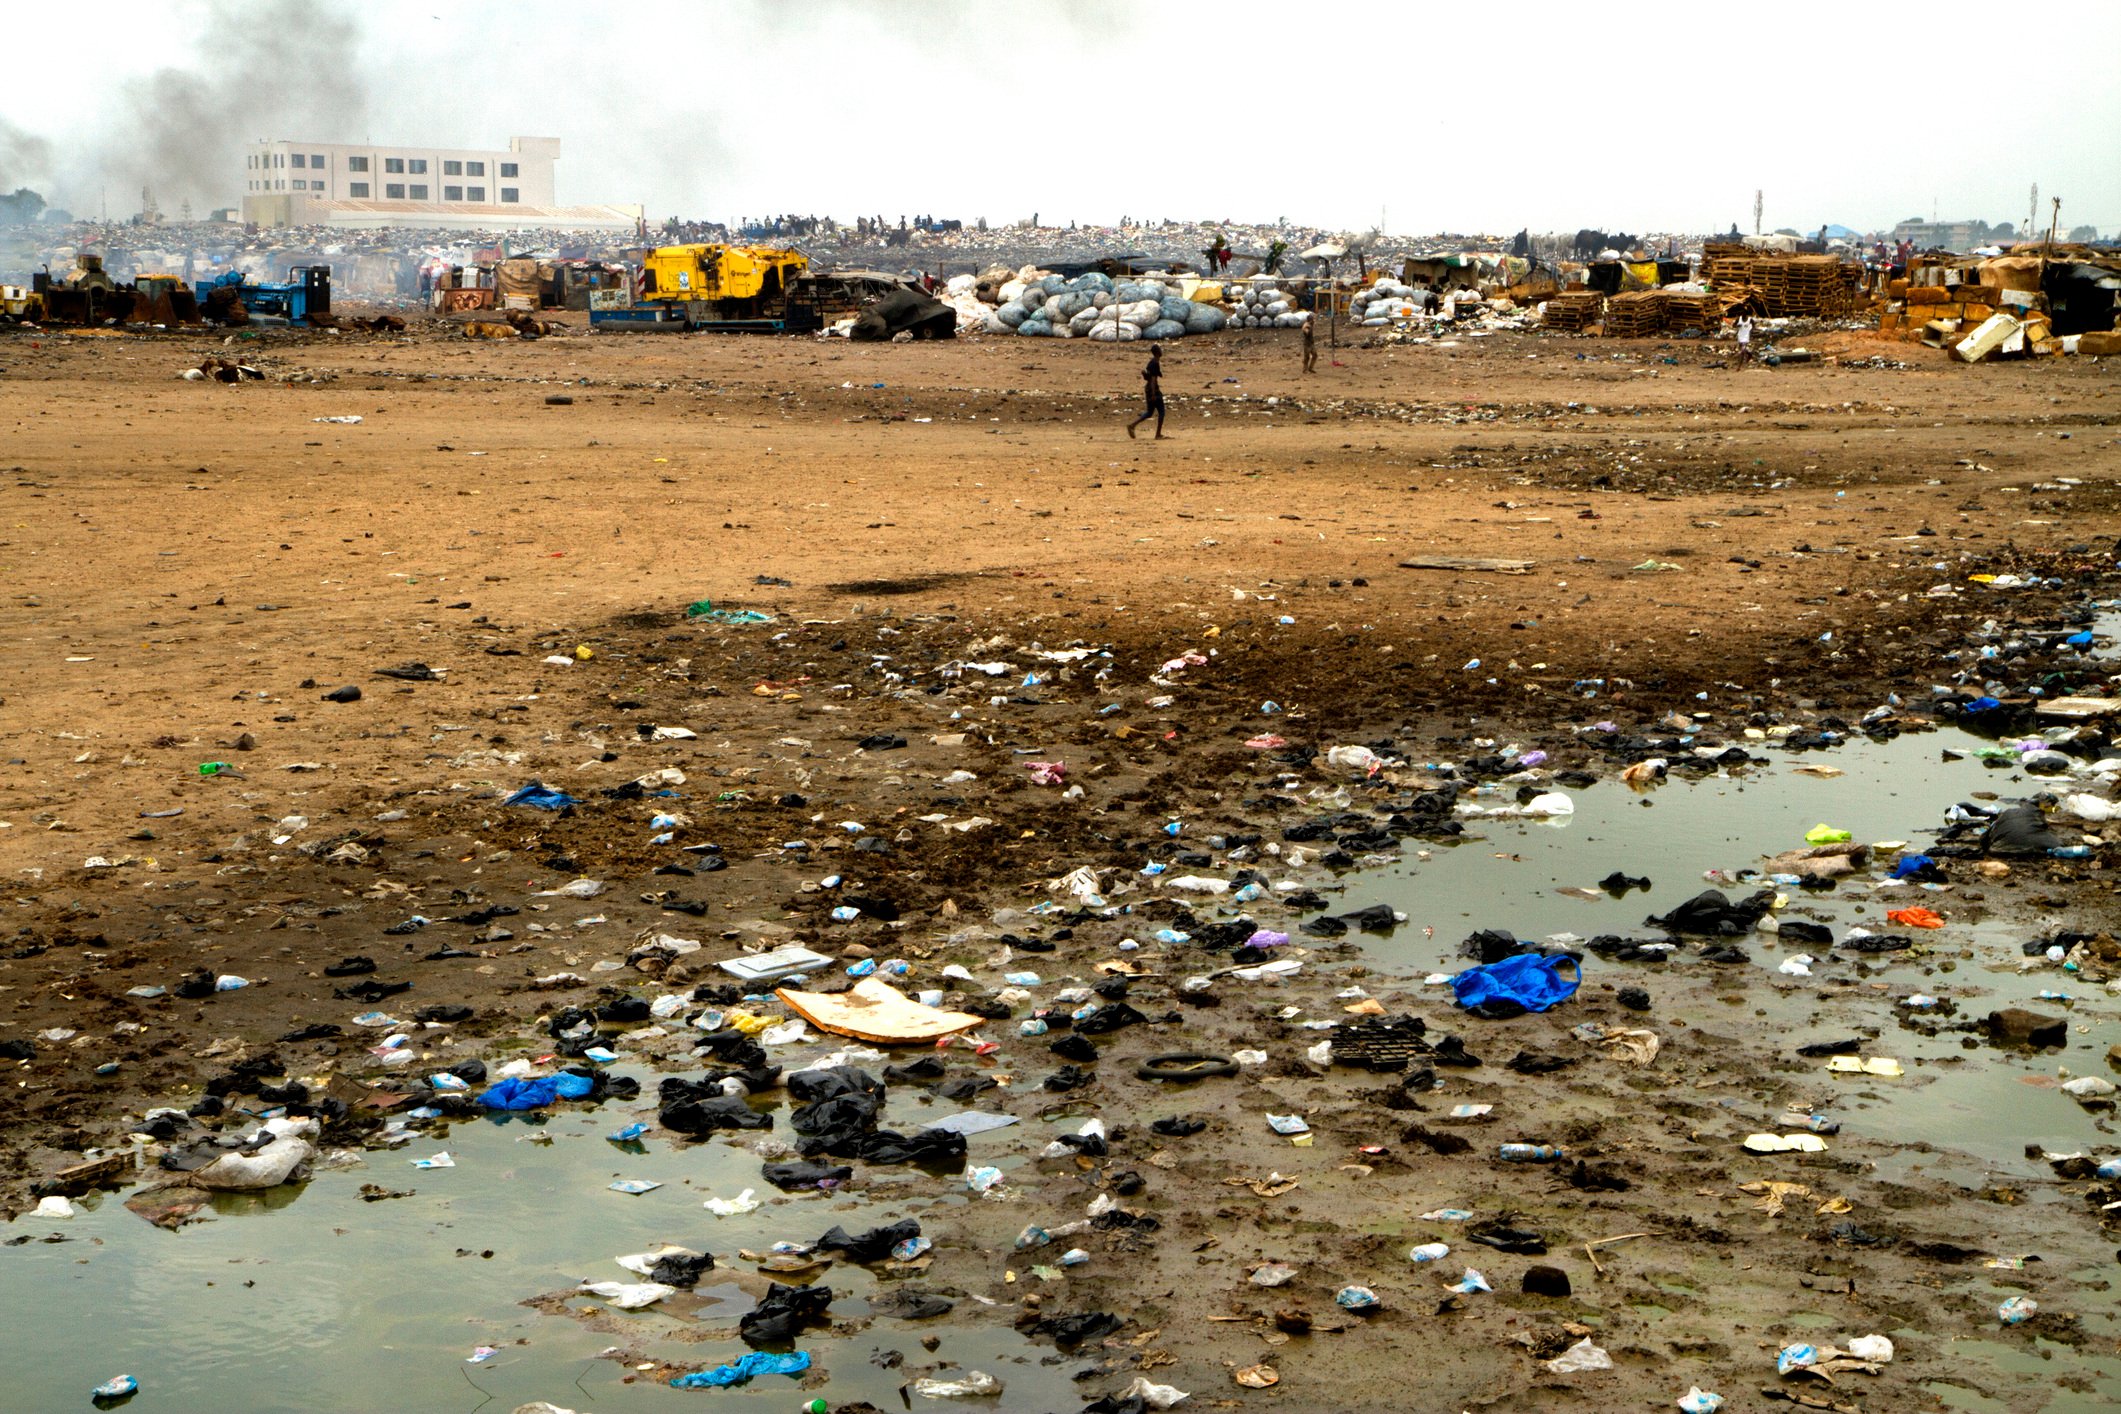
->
[2026,183,2038,240]
[2046,196,2061,251]
[1753,189,1763,236]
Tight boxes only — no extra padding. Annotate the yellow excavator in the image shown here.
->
[623,244,812,331]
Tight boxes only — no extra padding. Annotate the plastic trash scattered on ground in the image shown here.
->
[1824,1056,1904,1077]
[669,1350,813,1388]
[1499,1143,1565,1162]
[910,1370,1004,1398]
[1452,953,1582,1015]
[1547,1337,1613,1373]
[502,781,579,811]
[703,1187,760,1215]
[578,1279,677,1309]
[1677,1388,1724,1413]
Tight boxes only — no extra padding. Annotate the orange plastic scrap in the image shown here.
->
[1886,906,1945,929]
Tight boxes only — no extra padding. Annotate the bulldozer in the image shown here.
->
[632,244,811,331]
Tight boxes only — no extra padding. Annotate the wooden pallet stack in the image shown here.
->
[1658,291,1722,332]
[1703,245,1755,288]
[1604,291,1663,337]
[1702,247,1856,317]
[1543,290,1603,331]
[1783,256,1845,316]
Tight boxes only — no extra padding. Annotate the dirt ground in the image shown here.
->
[5,313,2121,1410]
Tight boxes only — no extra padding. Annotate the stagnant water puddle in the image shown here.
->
[6,615,2118,1412]
[1356,715,2120,1181]
[0,1071,1087,1413]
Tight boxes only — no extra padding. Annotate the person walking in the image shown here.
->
[1301,311,1316,373]
[1126,343,1166,439]
[1734,313,1754,367]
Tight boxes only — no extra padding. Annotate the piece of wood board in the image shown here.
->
[776,977,984,1044]
[1399,556,1535,574]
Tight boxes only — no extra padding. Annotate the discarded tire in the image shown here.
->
[1136,1053,1238,1082]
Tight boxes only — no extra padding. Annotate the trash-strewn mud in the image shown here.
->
[4,319,2120,1411]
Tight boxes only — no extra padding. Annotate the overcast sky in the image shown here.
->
[2,0,2115,237]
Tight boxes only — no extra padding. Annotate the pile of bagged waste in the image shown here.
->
[1353,278,1428,326]
[1223,276,1307,328]
[991,270,1225,340]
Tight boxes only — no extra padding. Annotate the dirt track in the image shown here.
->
[5,316,2121,1409]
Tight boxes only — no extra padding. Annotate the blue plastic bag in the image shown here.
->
[476,1076,560,1110]
[503,781,579,811]
[552,1069,595,1099]
[1889,853,1936,880]
[670,1349,813,1388]
[1450,953,1581,1014]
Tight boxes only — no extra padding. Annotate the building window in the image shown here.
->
[500,187,519,203]
[500,162,518,178]
[443,160,462,176]
[385,183,405,199]
[409,184,429,200]
[274,154,284,167]
[348,156,368,172]
[291,153,306,168]
[384,157,404,173]
[407,158,427,174]
[466,186,485,202]
[467,161,484,176]
[443,185,462,201]
[350,182,369,198]
[310,154,324,167]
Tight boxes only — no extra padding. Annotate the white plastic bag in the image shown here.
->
[703,1187,761,1216]
[577,1280,675,1309]
[1546,1337,1613,1373]
[1846,1334,1894,1363]
[192,1116,320,1191]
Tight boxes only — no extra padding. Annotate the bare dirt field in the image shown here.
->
[4,315,2121,1410]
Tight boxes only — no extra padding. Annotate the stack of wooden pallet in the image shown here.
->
[1783,256,1845,316]
[1658,291,1722,332]
[1703,245,1755,288]
[1603,290,1663,337]
[1702,248,1856,317]
[1543,290,1603,332]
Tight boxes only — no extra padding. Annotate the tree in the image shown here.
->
[0,186,45,223]
[2067,224,2101,244]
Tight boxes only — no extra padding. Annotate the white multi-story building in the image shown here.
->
[240,135,638,231]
